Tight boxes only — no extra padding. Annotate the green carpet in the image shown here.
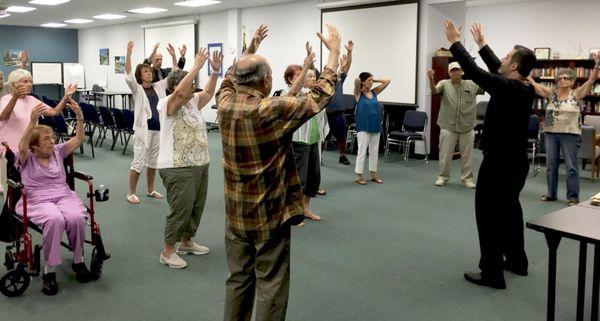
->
[1,132,597,321]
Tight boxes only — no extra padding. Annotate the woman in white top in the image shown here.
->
[528,54,600,205]
[124,41,170,204]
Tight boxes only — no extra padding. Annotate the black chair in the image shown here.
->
[79,103,99,157]
[527,114,541,176]
[385,110,429,164]
[97,106,117,148]
[110,108,134,155]
[52,114,71,143]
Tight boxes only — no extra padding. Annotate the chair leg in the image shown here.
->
[122,133,132,155]
[385,138,390,162]
[423,136,429,163]
[111,131,120,151]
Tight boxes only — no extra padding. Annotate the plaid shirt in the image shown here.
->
[216,67,337,240]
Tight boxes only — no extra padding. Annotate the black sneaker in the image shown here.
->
[463,271,506,289]
[42,272,58,295]
[72,262,93,283]
[339,155,350,165]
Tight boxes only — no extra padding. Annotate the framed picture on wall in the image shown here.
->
[207,43,223,77]
[99,48,109,65]
[534,47,551,60]
[3,49,24,66]
[590,48,600,59]
[114,56,125,74]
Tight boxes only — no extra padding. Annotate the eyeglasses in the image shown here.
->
[557,76,573,81]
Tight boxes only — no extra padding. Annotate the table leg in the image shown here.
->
[545,233,562,321]
[577,241,587,321]
[592,244,600,321]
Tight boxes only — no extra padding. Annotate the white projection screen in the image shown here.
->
[321,1,418,104]
[143,22,197,71]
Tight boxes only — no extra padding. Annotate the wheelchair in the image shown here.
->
[0,143,110,297]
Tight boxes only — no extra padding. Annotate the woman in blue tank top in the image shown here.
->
[353,72,390,185]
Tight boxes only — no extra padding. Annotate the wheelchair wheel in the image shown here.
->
[90,247,103,281]
[0,268,30,297]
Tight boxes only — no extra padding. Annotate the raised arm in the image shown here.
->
[575,54,600,100]
[287,50,315,97]
[43,84,77,117]
[353,77,361,102]
[317,24,341,74]
[178,45,187,69]
[167,43,178,67]
[64,98,85,155]
[428,69,439,95]
[470,22,501,74]
[20,49,29,69]
[246,25,268,55]
[18,104,46,164]
[197,50,223,109]
[446,19,509,96]
[372,78,391,95]
[125,41,134,75]
[342,41,353,74]
[146,43,159,65]
[167,49,208,116]
[526,75,553,98]
[0,83,29,121]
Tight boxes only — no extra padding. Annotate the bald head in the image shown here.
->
[235,54,272,96]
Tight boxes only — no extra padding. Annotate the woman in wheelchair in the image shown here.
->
[14,98,90,295]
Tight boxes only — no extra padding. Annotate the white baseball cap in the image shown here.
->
[448,62,462,72]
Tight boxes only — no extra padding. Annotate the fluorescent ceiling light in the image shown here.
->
[174,0,221,8]
[128,7,167,14]
[6,6,37,13]
[64,18,93,24]
[29,0,70,5]
[93,14,126,20]
[41,22,67,28]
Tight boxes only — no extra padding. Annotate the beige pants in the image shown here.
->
[438,129,474,181]
[0,153,6,205]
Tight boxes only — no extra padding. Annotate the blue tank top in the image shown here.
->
[355,92,382,133]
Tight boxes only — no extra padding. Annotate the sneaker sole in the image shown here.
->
[159,256,188,269]
[176,249,210,256]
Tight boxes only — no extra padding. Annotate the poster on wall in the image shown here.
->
[207,43,223,77]
[3,49,24,66]
[99,48,109,65]
[114,56,125,74]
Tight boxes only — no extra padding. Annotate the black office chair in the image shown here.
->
[97,106,117,148]
[111,108,134,155]
[385,110,428,164]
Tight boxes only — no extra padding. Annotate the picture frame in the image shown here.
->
[534,47,551,60]
[590,48,600,59]
[207,43,223,77]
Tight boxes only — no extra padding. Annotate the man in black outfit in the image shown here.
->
[444,20,537,289]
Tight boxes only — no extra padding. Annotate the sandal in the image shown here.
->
[355,178,367,185]
[540,195,557,202]
[371,177,384,184]
[147,191,163,199]
[317,188,327,195]
[126,194,140,204]
[568,199,579,206]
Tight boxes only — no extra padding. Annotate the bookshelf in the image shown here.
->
[531,59,600,117]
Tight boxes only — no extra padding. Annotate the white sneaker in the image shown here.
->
[435,177,447,186]
[462,179,476,189]
[159,252,187,269]
[176,242,210,256]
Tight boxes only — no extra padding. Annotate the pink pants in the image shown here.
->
[16,192,87,267]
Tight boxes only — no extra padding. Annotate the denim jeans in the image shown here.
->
[544,132,580,201]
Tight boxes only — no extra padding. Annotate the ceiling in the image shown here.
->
[0,0,299,29]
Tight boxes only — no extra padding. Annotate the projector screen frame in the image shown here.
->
[319,0,420,104]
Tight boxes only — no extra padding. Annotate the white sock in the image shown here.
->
[44,265,56,274]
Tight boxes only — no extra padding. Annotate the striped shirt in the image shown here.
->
[216,67,337,240]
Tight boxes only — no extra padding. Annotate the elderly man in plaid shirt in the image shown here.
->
[216,24,342,321]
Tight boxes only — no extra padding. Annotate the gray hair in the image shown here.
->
[167,69,188,93]
[234,61,269,86]
[8,68,31,84]
[555,68,576,82]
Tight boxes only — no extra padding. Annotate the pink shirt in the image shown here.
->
[0,95,50,152]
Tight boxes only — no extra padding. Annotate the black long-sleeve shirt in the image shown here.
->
[450,42,535,158]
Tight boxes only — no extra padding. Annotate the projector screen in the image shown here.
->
[321,1,418,104]
[143,22,197,71]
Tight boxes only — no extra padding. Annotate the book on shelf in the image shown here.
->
[531,67,595,80]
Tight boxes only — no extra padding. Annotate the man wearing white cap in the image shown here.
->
[428,61,484,188]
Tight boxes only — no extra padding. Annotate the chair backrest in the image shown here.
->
[578,125,596,160]
[122,109,134,130]
[476,101,488,120]
[38,115,54,127]
[403,110,428,132]
[80,103,101,124]
[528,114,540,139]
[98,106,115,127]
[584,115,600,133]
[52,114,69,135]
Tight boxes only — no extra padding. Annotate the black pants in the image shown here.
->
[475,154,529,281]
[292,142,320,198]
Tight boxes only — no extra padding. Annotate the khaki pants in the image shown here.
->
[159,164,209,245]
[438,129,474,181]
[223,224,291,321]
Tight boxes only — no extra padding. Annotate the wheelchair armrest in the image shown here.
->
[72,171,94,181]
[7,179,23,189]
